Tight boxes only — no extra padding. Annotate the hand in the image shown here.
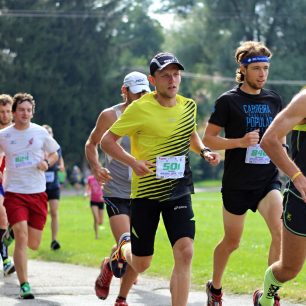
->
[92,166,112,185]
[37,160,49,171]
[203,152,221,166]
[240,129,260,148]
[131,160,155,177]
[293,174,306,203]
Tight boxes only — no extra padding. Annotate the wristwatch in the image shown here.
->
[44,159,50,168]
[282,144,289,153]
[200,147,212,159]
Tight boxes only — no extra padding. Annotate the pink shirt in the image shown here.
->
[87,175,103,202]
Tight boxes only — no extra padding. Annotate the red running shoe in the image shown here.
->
[114,297,128,306]
[253,289,281,306]
[95,257,113,300]
[206,280,222,306]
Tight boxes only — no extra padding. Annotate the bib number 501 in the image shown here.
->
[163,162,181,171]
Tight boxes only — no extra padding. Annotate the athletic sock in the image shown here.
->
[210,284,222,295]
[0,229,8,261]
[259,266,283,306]
[121,243,130,260]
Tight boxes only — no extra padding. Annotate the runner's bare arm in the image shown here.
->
[203,122,259,150]
[190,131,220,165]
[101,130,153,176]
[37,151,59,171]
[85,109,115,184]
[261,90,306,201]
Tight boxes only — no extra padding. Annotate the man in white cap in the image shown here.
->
[85,71,150,306]
[101,52,220,306]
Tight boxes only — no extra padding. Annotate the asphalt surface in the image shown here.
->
[0,260,305,306]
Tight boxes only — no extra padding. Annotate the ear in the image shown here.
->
[121,85,128,95]
[240,64,246,76]
[148,74,155,87]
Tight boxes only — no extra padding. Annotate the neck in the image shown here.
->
[0,123,11,129]
[154,93,177,107]
[14,122,30,130]
[240,83,261,95]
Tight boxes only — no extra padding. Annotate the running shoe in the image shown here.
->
[95,257,113,300]
[274,293,281,306]
[19,282,34,299]
[50,240,61,250]
[114,297,128,306]
[206,280,222,306]
[3,258,15,276]
[253,290,262,306]
[110,232,130,278]
[253,289,281,306]
[2,226,14,247]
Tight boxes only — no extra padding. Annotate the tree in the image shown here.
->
[159,0,306,180]
[0,0,163,168]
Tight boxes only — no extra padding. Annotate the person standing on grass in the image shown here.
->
[101,52,220,306]
[85,71,150,306]
[43,124,65,251]
[0,93,59,299]
[84,174,105,239]
[253,89,306,306]
[0,94,15,276]
[203,41,284,306]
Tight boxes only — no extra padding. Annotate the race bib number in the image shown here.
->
[45,171,55,183]
[12,151,35,169]
[245,144,270,164]
[156,156,185,179]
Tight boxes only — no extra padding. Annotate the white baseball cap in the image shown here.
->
[123,71,151,94]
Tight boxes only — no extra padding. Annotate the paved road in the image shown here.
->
[1,260,304,305]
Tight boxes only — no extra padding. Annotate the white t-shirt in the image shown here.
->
[0,123,60,193]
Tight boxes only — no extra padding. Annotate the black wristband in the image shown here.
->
[44,159,50,168]
[282,144,289,153]
[200,147,212,159]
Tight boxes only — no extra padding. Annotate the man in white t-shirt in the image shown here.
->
[0,93,59,299]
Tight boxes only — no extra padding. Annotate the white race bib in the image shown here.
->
[12,151,35,169]
[156,156,185,179]
[45,171,55,183]
[245,144,270,164]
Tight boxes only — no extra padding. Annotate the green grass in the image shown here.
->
[24,192,305,303]
[194,179,221,188]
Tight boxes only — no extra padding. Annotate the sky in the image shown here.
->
[148,1,174,29]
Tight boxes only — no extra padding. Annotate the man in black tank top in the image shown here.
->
[85,72,150,306]
[253,89,306,306]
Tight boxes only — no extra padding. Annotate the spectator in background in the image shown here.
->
[70,164,83,191]
[84,174,104,239]
[43,124,65,251]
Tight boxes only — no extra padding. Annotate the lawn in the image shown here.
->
[25,191,305,304]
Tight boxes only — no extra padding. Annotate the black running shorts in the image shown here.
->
[104,197,131,218]
[130,194,195,256]
[46,187,60,200]
[222,181,281,215]
[90,201,105,210]
[283,188,306,237]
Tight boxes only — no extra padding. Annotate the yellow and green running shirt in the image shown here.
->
[109,92,196,201]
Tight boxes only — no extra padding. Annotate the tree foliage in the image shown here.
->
[161,0,306,105]
[160,0,306,179]
[0,0,163,168]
